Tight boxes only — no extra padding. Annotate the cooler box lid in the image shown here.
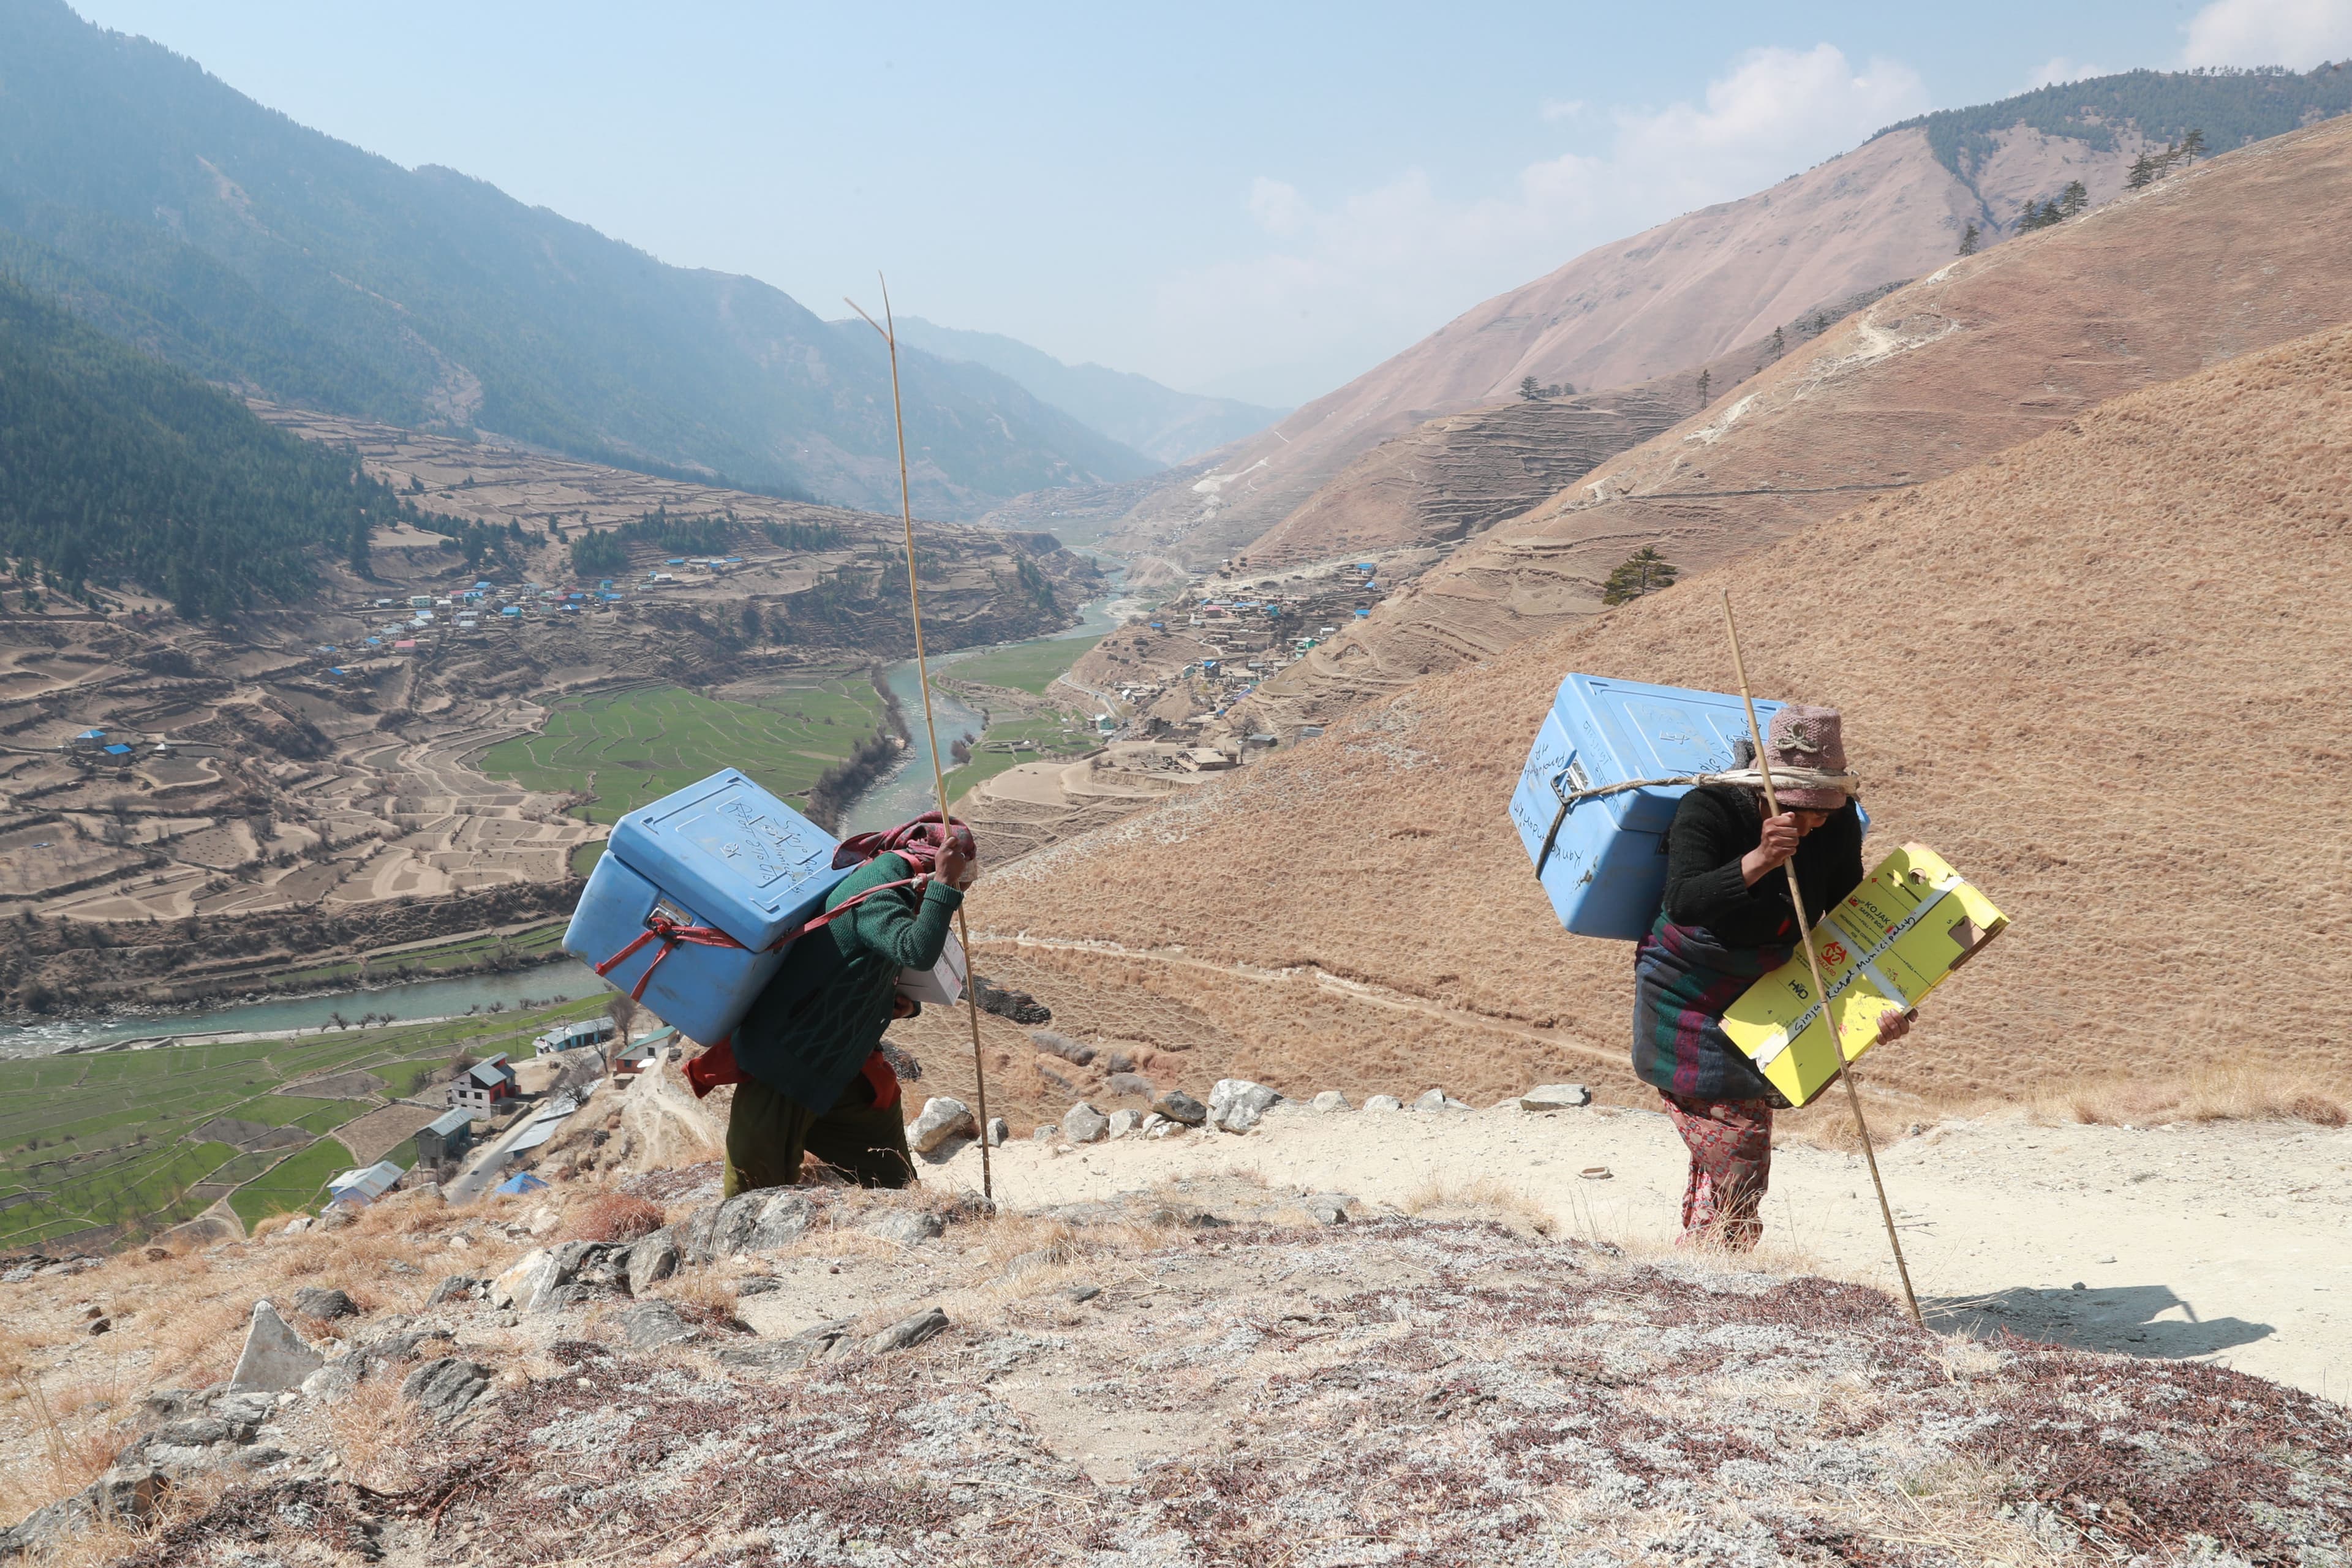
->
[1555,675,1782,834]
[604,768,846,951]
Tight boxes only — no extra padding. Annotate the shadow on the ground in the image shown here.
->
[1924,1281,2273,1361]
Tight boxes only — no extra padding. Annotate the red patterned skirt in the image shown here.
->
[1660,1091,1774,1251]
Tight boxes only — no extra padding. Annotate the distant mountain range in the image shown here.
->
[0,0,1159,519]
[885,317,1286,464]
[1106,63,2352,561]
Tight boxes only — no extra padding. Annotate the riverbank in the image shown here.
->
[845,567,1143,832]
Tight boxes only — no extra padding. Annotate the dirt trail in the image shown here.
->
[931,1106,2352,1401]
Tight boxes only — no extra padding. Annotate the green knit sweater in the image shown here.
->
[731,851,962,1114]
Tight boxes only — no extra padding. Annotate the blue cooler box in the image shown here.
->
[1509,675,1786,940]
[563,769,848,1044]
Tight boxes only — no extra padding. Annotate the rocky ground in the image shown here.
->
[4,1111,2348,1567]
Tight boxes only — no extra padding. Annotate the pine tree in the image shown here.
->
[1518,375,1541,402]
[1600,546,1679,606]
[1696,368,1712,405]
[2127,151,2157,189]
[1771,326,1787,357]
[1958,222,1980,256]
[2182,127,2208,160]
[2057,179,2088,217]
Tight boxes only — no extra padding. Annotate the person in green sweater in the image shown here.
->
[722,818,973,1196]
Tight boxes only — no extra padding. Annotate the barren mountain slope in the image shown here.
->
[1237,290,1907,571]
[1237,113,2352,736]
[962,321,2352,1124]
[1107,129,1973,564]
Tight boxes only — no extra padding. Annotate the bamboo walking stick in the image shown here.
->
[848,277,994,1202]
[1719,590,1920,1324]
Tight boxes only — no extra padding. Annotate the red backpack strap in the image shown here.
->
[684,1036,746,1099]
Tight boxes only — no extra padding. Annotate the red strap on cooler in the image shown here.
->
[594,875,933,1003]
[684,1040,898,1109]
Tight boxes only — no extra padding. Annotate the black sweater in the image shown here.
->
[1661,786,1866,949]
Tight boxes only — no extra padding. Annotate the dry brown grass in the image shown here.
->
[2034,1062,2350,1129]
[0,1372,134,1523]
[1396,1174,1558,1237]
[982,319,2352,1127]
[569,1192,666,1243]
[325,1367,428,1493]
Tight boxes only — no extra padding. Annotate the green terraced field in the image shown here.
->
[0,997,609,1250]
[479,679,888,825]
[942,634,1102,696]
[946,712,1101,794]
[228,1137,359,1227]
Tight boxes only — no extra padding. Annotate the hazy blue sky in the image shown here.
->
[69,0,2352,405]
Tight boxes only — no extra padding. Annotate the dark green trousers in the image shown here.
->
[724,1070,914,1196]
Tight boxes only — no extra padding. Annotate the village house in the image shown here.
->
[413,1106,473,1167]
[325,1160,404,1207]
[447,1053,519,1112]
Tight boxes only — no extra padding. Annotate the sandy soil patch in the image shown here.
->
[927,1104,2352,1400]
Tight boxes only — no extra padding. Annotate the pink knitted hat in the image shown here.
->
[1765,704,1850,810]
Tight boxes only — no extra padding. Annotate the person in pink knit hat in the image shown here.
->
[1629,704,1913,1249]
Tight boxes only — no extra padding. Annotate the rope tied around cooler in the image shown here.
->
[593,875,932,1003]
[1532,765,1861,880]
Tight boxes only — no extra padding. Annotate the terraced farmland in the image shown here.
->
[478,678,889,827]
[0,997,608,1250]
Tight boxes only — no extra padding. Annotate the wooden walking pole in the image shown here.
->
[1719,590,1921,1325]
[847,276,994,1202]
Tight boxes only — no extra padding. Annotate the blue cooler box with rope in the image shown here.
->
[563,769,848,1044]
[1509,675,1787,941]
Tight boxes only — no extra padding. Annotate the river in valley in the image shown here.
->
[0,570,1139,1060]
[844,566,1135,832]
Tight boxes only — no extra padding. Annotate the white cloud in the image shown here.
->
[2024,56,2113,89]
[1538,97,1587,122]
[2180,0,2352,68]
[1246,176,1309,237]
[1151,45,1929,401]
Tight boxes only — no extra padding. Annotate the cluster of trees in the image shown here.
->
[441,518,522,576]
[568,507,846,576]
[1881,67,2348,183]
[2018,180,2090,232]
[1600,546,1679,607]
[2127,129,2209,187]
[1517,375,1577,401]
[0,274,421,618]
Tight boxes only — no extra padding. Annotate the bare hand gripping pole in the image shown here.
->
[1719,590,1920,1325]
[848,276,993,1202]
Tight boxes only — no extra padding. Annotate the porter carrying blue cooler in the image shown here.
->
[1509,674,1788,940]
[563,769,847,1044]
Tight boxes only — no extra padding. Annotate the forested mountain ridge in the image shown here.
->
[0,0,1159,519]
[0,271,418,619]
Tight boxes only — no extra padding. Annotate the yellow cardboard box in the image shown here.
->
[1721,842,2008,1107]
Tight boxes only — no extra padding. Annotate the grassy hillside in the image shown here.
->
[0,0,1158,518]
[0,273,418,615]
